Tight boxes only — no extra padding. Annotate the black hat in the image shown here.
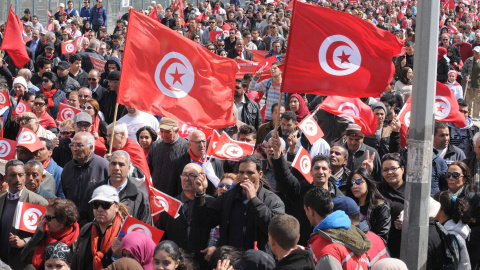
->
[24,8,30,14]
[45,42,55,49]
[107,71,121,81]
[42,71,58,83]
[57,61,70,70]
[44,242,72,264]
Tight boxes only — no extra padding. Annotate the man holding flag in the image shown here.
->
[0,160,47,269]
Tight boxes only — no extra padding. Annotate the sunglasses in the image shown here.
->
[446,172,464,179]
[78,94,91,98]
[87,78,97,81]
[80,105,94,110]
[218,183,232,189]
[34,102,46,106]
[44,215,56,222]
[42,78,51,83]
[351,178,364,186]
[60,131,73,136]
[91,201,114,210]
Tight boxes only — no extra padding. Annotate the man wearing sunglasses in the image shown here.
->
[85,69,107,101]
[72,185,122,269]
[0,160,48,269]
[201,17,223,45]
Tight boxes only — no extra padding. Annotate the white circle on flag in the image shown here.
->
[0,141,11,158]
[155,52,195,98]
[127,224,153,237]
[18,131,36,144]
[65,43,75,53]
[61,108,75,120]
[337,102,360,116]
[23,208,43,231]
[223,30,229,37]
[318,35,361,76]
[76,37,83,48]
[302,120,317,137]
[0,94,6,104]
[434,96,451,120]
[154,196,170,213]
[16,103,27,114]
[215,33,222,40]
[404,111,411,127]
[300,155,311,174]
[218,143,244,159]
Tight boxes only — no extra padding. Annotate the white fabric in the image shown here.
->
[118,111,159,142]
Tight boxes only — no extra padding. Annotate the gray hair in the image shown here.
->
[25,160,45,175]
[99,41,107,48]
[111,150,131,166]
[74,132,95,151]
[46,31,56,39]
[89,39,100,49]
[268,136,286,152]
[187,130,205,141]
[107,122,128,137]
[19,68,32,81]
[5,159,25,175]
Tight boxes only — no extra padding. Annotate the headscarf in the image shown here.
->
[44,242,72,265]
[446,45,461,65]
[399,67,412,85]
[120,231,156,270]
[287,94,310,122]
[104,257,144,270]
[32,223,80,269]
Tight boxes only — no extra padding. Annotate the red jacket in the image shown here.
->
[454,42,473,63]
[365,231,388,268]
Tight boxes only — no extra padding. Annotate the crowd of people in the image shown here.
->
[0,0,479,269]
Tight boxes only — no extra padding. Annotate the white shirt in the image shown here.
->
[118,111,160,142]
[235,96,246,122]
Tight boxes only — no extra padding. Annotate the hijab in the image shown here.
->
[287,94,310,122]
[120,231,156,270]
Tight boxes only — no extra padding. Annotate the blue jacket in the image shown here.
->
[46,158,64,198]
[90,6,107,26]
[80,7,92,23]
[313,210,351,232]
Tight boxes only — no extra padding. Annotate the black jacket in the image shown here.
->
[69,68,89,87]
[365,201,391,243]
[275,248,315,270]
[433,143,466,165]
[378,182,405,258]
[314,109,350,145]
[271,154,343,246]
[364,125,395,158]
[345,142,382,183]
[194,184,285,251]
[26,40,45,60]
[98,89,127,124]
[91,84,107,101]
[79,177,151,227]
[237,94,263,130]
[427,218,445,270]
[56,74,81,94]
[77,49,105,73]
[52,137,72,167]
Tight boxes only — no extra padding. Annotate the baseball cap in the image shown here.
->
[159,117,178,130]
[89,185,120,203]
[278,9,285,14]
[24,22,33,27]
[57,61,70,70]
[474,46,480,53]
[371,102,386,113]
[174,11,181,15]
[45,42,55,49]
[345,123,364,138]
[332,196,360,215]
[41,29,47,35]
[74,112,93,124]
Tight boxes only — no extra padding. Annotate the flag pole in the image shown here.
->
[273,92,283,136]
[108,103,119,155]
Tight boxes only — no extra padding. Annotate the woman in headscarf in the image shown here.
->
[120,231,156,270]
[44,242,72,270]
[393,67,413,101]
[287,94,309,122]
[446,45,463,71]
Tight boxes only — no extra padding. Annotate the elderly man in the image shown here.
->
[155,163,215,268]
[193,155,285,252]
[52,112,107,167]
[148,118,189,193]
[34,138,64,198]
[80,150,151,226]
[462,46,480,119]
[171,130,224,197]
[0,160,48,269]
[72,185,123,269]
[86,69,107,101]
[118,106,159,142]
[107,122,151,191]
[17,68,40,94]
[454,32,473,63]
[227,39,253,60]
[77,39,104,73]
[26,29,43,59]
[24,160,56,199]
[61,132,109,207]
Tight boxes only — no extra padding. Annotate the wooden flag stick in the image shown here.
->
[273,91,283,137]
[108,103,120,155]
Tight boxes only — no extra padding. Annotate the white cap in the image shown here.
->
[474,46,480,53]
[88,185,120,203]
[59,3,65,7]
[13,76,28,89]
[151,0,156,3]
[429,197,441,218]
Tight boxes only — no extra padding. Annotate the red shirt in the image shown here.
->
[38,111,57,130]
[454,42,473,63]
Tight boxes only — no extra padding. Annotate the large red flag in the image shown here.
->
[118,9,238,129]
[319,96,378,136]
[291,147,313,184]
[14,202,47,233]
[1,5,30,67]
[282,1,404,97]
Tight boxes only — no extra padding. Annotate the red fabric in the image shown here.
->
[149,7,161,22]
[308,233,369,269]
[319,96,378,136]
[0,5,30,67]
[245,89,263,105]
[397,0,408,20]
[37,110,57,130]
[251,50,269,62]
[435,82,466,127]
[398,97,410,148]
[282,1,404,98]
[453,42,473,63]
[297,114,324,146]
[91,214,121,270]
[118,9,237,130]
[92,115,101,134]
[210,31,223,42]
[115,138,152,186]
[254,56,279,74]
[42,157,51,169]
[61,41,77,55]
[444,0,455,9]
[188,149,206,163]
[291,147,313,184]
[17,128,44,152]
[57,103,81,122]
[32,223,80,270]
[0,138,17,160]
[0,91,11,109]
[287,94,309,122]
[365,231,388,268]
[42,87,58,108]
[208,131,255,161]
[94,137,107,157]
[150,187,183,222]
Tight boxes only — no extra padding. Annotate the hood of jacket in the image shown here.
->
[444,219,471,240]
[314,210,351,231]
[104,56,122,71]
[314,222,372,255]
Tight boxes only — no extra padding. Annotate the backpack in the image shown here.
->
[435,221,460,270]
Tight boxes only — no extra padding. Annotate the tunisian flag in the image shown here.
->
[291,147,313,184]
[398,0,408,20]
[13,100,32,116]
[17,128,44,152]
[0,138,17,160]
[208,131,255,161]
[150,187,182,223]
[0,91,11,109]
[61,41,77,55]
[57,103,81,122]
[118,9,237,129]
[298,114,324,145]
[319,96,378,136]
[282,1,404,98]
[1,5,30,67]
[14,202,47,233]
[398,97,411,147]
[119,216,164,244]
[435,82,466,127]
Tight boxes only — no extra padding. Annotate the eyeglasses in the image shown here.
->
[383,167,401,173]
[78,94,91,98]
[60,131,73,136]
[190,140,206,145]
[69,143,85,148]
[34,102,46,106]
[217,44,225,47]
[44,215,56,222]
[80,105,94,110]
[351,178,364,186]
[91,201,114,210]
[42,79,51,83]
[119,50,124,53]
[76,122,91,128]
[87,78,97,81]
[446,172,464,179]
[180,173,199,180]
[218,183,232,189]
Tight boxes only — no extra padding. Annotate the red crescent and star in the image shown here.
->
[325,41,352,71]
[159,58,188,92]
